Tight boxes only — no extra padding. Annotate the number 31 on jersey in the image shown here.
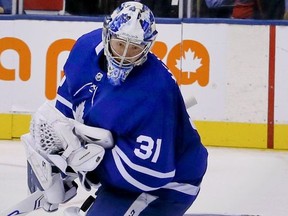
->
[134,135,162,163]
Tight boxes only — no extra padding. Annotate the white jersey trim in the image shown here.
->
[112,148,159,191]
[56,94,72,110]
[115,146,175,178]
[112,148,199,196]
[73,82,93,97]
[162,182,200,196]
[95,42,103,55]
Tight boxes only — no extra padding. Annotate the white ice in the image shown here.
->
[0,140,287,216]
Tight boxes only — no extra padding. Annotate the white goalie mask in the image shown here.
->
[102,1,158,85]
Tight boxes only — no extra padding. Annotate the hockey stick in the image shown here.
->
[0,190,44,216]
[184,95,197,109]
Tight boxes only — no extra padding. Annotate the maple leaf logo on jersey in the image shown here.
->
[74,101,85,123]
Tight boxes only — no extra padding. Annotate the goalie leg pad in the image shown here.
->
[27,161,41,193]
[23,133,55,191]
[22,134,66,204]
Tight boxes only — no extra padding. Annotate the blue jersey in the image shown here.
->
[56,28,208,202]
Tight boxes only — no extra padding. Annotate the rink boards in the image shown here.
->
[0,17,288,150]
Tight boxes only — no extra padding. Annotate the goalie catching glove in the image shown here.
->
[26,101,112,174]
[22,101,114,210]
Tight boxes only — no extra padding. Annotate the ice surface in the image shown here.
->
[0,140,287,216]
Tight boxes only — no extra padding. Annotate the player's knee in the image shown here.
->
[27,161,42,193]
